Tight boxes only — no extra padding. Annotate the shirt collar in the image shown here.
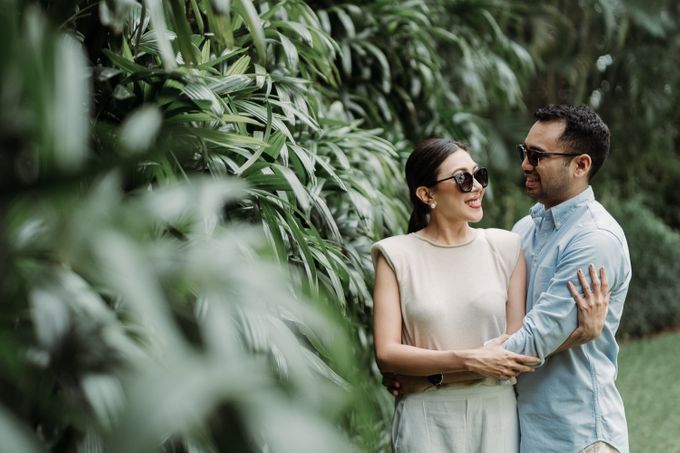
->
[530,186,594,229]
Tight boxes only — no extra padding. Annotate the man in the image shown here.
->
[502,104,631,453]
[503,106,631,453]
[385,105,631,453]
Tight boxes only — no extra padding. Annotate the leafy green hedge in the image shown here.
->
[605,197,680,338]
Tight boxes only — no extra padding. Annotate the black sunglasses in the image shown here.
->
[517,143,579,167]
[428,167,488,192]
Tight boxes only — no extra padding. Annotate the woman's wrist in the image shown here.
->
[452,349,474,372]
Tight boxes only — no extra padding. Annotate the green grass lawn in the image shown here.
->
[618,331,680,452]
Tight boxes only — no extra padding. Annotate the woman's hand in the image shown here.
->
[567,264,610,342]
[463,339,539,381]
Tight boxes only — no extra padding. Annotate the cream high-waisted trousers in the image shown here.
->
[392,383,519,453]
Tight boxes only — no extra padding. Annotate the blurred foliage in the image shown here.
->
[605,197,680,337]
[1,0,393,450]
[2,0,680,451]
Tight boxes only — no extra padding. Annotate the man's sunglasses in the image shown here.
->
[428,167,488,193]
[517,143,579,167]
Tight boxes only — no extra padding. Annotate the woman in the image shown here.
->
[372,138,607,452]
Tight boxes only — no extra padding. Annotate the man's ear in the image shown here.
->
[415,186,433,205]
[573,154,592,178]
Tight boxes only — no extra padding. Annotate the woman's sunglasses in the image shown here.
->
[517,143,579,167]
[428,167,488,193]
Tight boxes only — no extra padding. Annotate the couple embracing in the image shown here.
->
[372,105,631,453]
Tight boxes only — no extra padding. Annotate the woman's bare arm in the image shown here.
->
[505,251,527,334]
[373,253,538,378]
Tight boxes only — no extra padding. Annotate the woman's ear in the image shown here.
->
[573,154,592,178]
[415,186,433,205]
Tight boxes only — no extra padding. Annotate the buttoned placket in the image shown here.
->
[532,212,555,266]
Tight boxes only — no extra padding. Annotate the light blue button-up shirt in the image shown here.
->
[503,187,632,453]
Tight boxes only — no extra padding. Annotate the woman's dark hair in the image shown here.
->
[405,138,467,233]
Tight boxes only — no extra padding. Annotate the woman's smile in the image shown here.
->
[465,195,483,209]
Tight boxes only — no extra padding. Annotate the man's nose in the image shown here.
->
[520,154,534,172]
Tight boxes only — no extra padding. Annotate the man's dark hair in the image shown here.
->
[534,104,610,178]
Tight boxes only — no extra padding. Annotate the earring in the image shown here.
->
[429,201,437,209]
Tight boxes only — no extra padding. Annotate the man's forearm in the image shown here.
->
[552,328,587,354]
[502,316,573,363]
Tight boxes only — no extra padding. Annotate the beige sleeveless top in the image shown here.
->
[372,228,521,351]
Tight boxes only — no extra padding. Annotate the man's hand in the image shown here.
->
[567,264,610,342]
[381,373,429,397]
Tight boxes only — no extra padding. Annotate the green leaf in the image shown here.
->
[102,48,146,75]
[235,131,265,176]
[53,34,89,170]
[233,0,267,66]
[259,202,288,263]
[361,41,391,93]
[137,29,178,56]
[234,100,296,142]
[0,407,42,453]
[144,0,176,70]
[272,20,313,47]
[221,114,263,126]
[330,6,356,38]
[226,54,251,75]
[211,0,230,15]
[277,31,299,71]
[120,105,163,153]
[168,1,199,66]
[272,164,311,212]
[197,47,247,69]
[191,127,269,147]
[308,190,342,244]
[182,83,224,115]
[209,74,253,95]
[280,209,318,293]
[288,144,317,185]
[263,131,286,159]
